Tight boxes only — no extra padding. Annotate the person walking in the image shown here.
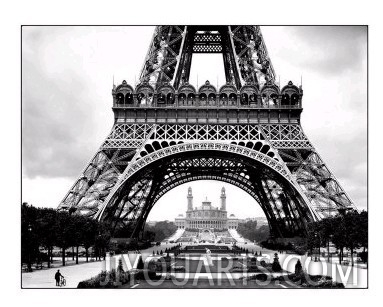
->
[55,270,63,286]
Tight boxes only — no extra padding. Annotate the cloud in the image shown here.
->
[22,26,154,180]
[281,26,367,76]
[22,28,112,179]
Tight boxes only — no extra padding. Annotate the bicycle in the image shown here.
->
[59,276,66,287]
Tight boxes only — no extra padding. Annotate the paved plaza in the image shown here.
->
[22,259,106,288]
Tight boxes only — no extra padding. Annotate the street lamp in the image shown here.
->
[27,223,33,272]
[97,234,102,261]
[314,232,321,262]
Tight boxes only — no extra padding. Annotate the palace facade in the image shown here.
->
[175,187,238,230]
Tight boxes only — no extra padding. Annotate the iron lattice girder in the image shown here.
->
[101,150,312,238]
[139,25,275,89]
[278,149,356,217]
[192,31,223,53]
[140,25,185,85]
[101,123,312,150]
[58,148,135,217]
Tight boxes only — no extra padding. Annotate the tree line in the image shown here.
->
[22,203,111,270]
[236,220,271,243]
[306,210,368,266]
[143,221,178,242]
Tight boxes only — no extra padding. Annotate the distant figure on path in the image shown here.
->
[55,270,63,286]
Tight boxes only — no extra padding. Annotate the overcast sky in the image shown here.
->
[21,26,367,221]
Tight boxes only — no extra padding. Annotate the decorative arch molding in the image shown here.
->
[115,80,134,94]
[124,142,291,184]
[281,80,300,95]
[135,82,155,96]
[178,82,197,95]
[219,83,238,95]
[137,139,278,161]
[198,80,217,95]
[260,82,280,96]
[240,84,259,96]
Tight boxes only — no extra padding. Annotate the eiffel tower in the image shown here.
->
[58,26,357,239]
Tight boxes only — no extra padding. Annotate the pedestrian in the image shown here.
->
[55,269,63,287]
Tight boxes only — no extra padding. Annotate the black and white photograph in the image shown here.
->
[4,0,382,305]
[21,25,367,289]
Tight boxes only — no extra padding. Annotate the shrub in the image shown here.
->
[302,275,344,288]
[117,258,124,273]
[272,253,282,272]
[294,259,303,276]
[136,257,144,269]
[77,269,131,288]
[249,273,268,281]
[247,266,259,273]
[358,251,368,263]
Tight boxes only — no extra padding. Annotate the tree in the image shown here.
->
[272,253,282,272]
[142,230,156,242]
[358,211,368,264]
[21,203,113,269]
[306,210,368,266]
[117,258,124,273]
[294,259,303,276]
[36,208,57,268]
[318,217,336,262]
[81,218,98,262]
[21,203,40,271]
[236,221,258,242]
[94,221,111,261]
[54,211,75,266]
[343,210,365,266]
[71,215,86,264]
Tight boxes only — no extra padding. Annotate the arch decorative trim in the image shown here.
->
[125,142,291,182]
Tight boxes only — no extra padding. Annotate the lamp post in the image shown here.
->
[27,223,32,272]
[328,234,332,263]
[314,232,320,262]
[97,234,102,261]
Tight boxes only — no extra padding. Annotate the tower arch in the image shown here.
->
[95,142,319,239]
